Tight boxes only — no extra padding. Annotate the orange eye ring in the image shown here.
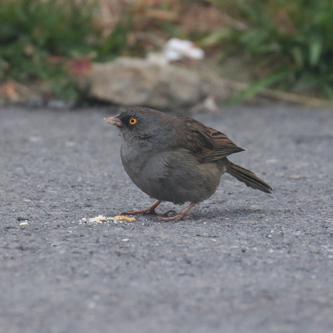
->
[129,117,137,125]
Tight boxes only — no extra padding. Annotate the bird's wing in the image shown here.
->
[172,118,244,162]
[204,126,244,162]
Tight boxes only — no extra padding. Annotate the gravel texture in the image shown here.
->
[1,105,333,333]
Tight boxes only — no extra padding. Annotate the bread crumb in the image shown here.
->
[89,215,107,223]
[113,215,136,222]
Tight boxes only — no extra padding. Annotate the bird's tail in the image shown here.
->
[226,161,272,194]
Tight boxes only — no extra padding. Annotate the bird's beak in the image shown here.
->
[104,116,122,127]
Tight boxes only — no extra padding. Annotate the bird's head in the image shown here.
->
[104,107,175,150]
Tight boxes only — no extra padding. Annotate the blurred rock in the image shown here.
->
[0,80,53,107]
[84,57,204,110]
[0,81,41,106]
[190,95,219,113]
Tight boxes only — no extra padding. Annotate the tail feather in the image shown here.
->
[226,161,272,194]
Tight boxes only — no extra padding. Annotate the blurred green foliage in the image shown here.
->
[0,0,132,100]
[1,0,333,102]
[211,0,333,99]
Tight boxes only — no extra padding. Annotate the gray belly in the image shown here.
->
[121,148,226,205]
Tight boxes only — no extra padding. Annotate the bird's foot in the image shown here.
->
[157,202,196,222]
[122,201,161,215]
[121,208,154,215]
[158,213,191,222]
[122,200,170,216]
[122,201,196,222]
[122,208,177,216]
[161,210,178,216]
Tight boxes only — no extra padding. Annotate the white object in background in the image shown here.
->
[164,38,205,61]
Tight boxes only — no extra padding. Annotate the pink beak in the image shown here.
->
[104,116,122,127]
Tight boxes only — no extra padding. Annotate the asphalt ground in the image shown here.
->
[0,105,333,333]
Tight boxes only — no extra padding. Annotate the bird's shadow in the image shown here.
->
[142,206,276,223]
[192,207,274,221]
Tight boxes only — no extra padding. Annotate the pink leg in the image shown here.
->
[158,203,196,222]
[122,201,178,216]
[122,200,162,215]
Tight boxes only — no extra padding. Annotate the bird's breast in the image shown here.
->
[120,144,226,204]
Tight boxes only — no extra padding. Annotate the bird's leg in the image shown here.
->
[160,209,178,216]
[122,200,164,216]
[158,203,196,222]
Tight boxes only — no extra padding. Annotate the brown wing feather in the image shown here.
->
[202,127,244,162]
[171,118,244,163]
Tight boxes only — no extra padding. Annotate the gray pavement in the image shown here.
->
[0,105,333,333]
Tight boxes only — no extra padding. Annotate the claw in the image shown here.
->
[158,203,196,222]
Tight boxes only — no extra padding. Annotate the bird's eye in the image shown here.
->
[129,117,137,125]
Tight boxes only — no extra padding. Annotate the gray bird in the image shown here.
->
[104,106,272,221]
